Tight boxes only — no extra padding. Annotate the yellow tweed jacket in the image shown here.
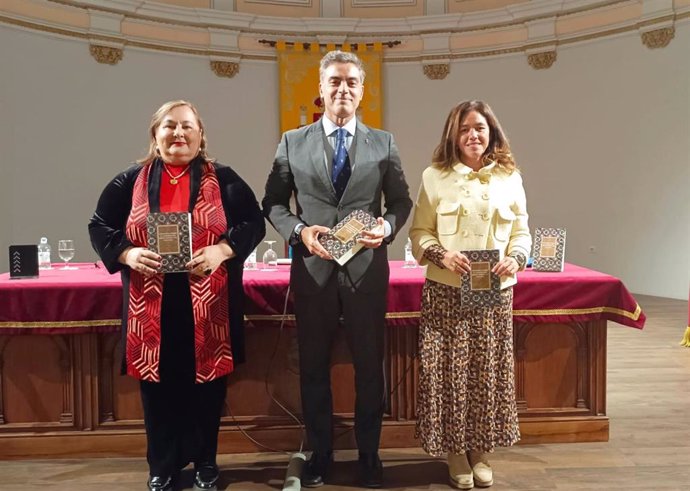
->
[409,161,531,289]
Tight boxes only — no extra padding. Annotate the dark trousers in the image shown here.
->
[294,269,387,455]
[139,273,227,477]
[140,377,227,477]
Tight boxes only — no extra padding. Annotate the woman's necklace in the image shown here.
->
[163,163,190,185]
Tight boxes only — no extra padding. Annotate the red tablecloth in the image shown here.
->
[512,263,645,329]
[0,261,645,334]
[0,263,122,334]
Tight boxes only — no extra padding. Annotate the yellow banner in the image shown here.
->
[278,43,383,133]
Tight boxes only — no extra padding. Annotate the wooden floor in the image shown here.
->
[1,294,688,491]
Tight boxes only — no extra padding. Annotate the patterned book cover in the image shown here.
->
[460,249,502,308]
[146,212,192,273]
[9,245,39,279]
[532,227,566,272]
[318,210,378,266]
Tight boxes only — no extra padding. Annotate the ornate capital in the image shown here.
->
[641,27,675,49]
[422,63,449,80]
[89,44,123,65]
[527,50,556,70]
[210,61,240,78]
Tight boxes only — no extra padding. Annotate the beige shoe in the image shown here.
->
[468,450,493,487]
[447,452,474,490]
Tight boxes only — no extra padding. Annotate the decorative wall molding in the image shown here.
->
[1,1,687,65]
[352,0,418,6]
[422,63,449,79]
[527,50,556,70]
[245,0,312,6]
[640,26,675,48]
[89,44,123,64]
[45,0,643,34]
[210,60,240,77]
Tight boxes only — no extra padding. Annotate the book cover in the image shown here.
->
[9,245,39,279]
[532,227,566,272]
[318,210,379,266]
[460,249,502,308]
[146,212,192,273]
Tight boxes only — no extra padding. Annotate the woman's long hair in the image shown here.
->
[432,100,516,172]
[137,100,211,164]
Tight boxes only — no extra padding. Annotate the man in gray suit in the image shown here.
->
[263,50,412,488]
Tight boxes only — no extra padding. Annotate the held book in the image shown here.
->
[460,249,502,308]
[146,212,192,273]
[9,245,39,279]
[532,227,566,272]
[318,210,379,266]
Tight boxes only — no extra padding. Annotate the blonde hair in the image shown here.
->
[432,100,516,172]
[138,100,210,164]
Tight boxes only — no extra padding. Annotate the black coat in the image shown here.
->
[89,158,265,368]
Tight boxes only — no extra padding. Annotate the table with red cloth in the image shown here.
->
[0,261,644,458]
[0,262,643,332]
[244,262,645,329]
[0,263,121,334]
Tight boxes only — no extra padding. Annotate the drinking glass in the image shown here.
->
[261,241,278,271]
[58,240,76,270]
[244,248,258,270]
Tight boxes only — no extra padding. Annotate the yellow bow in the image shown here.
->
[466,168,492,183]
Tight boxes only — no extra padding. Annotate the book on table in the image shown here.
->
[460,249,502,308]
[146,212,192,273]
[532,227,566,272]
[318,210,379,266]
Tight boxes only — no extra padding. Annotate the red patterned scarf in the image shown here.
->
[125,161,232,383]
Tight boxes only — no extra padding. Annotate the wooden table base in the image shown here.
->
[0,320,607,459]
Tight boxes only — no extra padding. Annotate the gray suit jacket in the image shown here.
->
[263,119,412,295]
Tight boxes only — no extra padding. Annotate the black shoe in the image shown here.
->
[358,452,383,488]
[193,463,220,491]
[147,475,173,491]
[302,451,333,488]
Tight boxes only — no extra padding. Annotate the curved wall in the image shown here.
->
[0,4,688,299]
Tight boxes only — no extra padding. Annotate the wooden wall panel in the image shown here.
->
[226,326,303,418]
[387,325,418,421]
[522,323,579,409]
[105,335,142,424]
[0,320,609,458]
[0,336,69,424]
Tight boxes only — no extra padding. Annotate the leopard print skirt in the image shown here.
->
[415,279,520,457]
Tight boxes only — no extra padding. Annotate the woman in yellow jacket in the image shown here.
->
[409,100,531,489]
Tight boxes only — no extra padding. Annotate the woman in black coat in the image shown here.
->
[89,100,265,491]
